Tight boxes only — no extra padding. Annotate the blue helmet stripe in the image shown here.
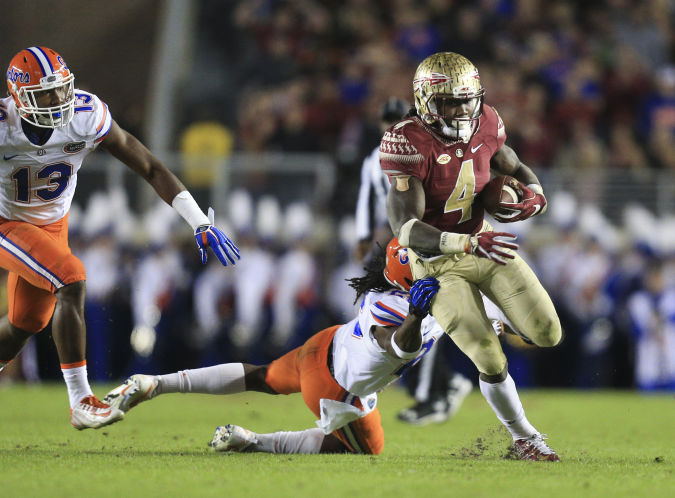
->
[26,47,52,76]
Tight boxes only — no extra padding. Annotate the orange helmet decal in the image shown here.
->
[383,238,413,291]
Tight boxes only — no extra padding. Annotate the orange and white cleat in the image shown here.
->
[70,395,124,430]
[103,374,159,413]
[513,433,560,461]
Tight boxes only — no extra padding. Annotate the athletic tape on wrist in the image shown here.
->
[172,191,210,231]
[390,331,422,359]
[439,231,471,254]
[397,218,417,247]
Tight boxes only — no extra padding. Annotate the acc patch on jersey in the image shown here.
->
[63,141,86,153]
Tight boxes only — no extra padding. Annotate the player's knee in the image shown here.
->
[531,316,562,347]
[369,443,384,455]
[56,280,86,305]
[56,255,87,290]
[472,338,506,375]
[479,359,507,377]
[362,437,384,455]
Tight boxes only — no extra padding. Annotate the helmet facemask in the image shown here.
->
[426,95,483,142]
[11,72,75,128]
[413,52,485,143]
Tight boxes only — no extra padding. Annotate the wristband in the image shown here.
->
[527,183,544,195]
[171,191,210,231]
[439,231,471,255]
[390,331,422,360]
[526,184,547,214]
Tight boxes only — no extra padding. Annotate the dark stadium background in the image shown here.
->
[1,0,673,392]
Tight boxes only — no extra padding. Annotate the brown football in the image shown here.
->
[476,175,521,216]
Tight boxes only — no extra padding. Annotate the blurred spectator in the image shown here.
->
[607,123,649,170]
[639,65,675,140]
[627,259,675,390]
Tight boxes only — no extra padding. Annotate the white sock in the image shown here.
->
[252,428,325,454]
[157,363,246,394]
[61,364,94,408]
[0,361,7,373]
[479,374,538,440]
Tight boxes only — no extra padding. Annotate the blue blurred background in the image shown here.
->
[1,0,673,391]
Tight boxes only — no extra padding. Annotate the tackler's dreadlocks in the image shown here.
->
[347,244,392,304]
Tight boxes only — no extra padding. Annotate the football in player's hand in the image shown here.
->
[476,175,522,216]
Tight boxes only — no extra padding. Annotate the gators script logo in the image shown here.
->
[7,67,30,84]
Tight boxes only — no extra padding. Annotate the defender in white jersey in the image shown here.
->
[0,46,240,430]
[104,239,559,460]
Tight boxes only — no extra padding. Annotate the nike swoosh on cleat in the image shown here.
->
[3,154,19,160]
[470,144,483,153]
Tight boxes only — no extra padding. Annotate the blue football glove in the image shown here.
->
[408,277,440,318]
[194,208,241,266]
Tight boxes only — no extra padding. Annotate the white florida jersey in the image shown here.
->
[331,288,446,397]
[0,90,112,225]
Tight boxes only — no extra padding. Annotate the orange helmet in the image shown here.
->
[6,46,75,128]
[383,238,413,291]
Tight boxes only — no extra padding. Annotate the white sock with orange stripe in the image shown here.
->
[253,429,325,454]
[157,363,246,395]
[61,361,94,408]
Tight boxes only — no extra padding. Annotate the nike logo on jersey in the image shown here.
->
[3,154,19,160]
[470,144,483,153]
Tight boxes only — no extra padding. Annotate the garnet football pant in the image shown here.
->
[265,325,385,454]
[408,222,562,376]
[0,215,85,332]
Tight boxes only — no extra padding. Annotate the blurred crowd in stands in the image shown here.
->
[190,0,675,205]
[5,185,673,392]
[2,0,673,390]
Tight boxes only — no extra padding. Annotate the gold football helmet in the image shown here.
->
[413,52,485,142]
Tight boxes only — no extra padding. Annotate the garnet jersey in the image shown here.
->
[379,105,506,234]
[0,90,112,225]
[331,288,445,397]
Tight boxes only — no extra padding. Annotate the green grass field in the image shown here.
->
[1,383,672,497]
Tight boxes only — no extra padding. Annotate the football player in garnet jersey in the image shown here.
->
[103,239,559,461]
[0,46,239,430]
[381,52,562,458]
[354,97,473,426]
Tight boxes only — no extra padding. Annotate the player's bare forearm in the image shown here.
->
[491,144,540,186]
[372,314,423,357]
[386,176,444,254]
[102,120,186,204]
